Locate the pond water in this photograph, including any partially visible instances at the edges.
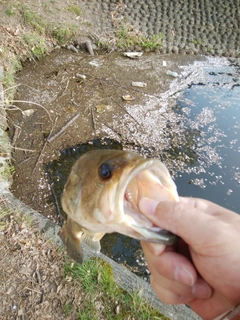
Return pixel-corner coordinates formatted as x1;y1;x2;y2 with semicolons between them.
173;81;240;212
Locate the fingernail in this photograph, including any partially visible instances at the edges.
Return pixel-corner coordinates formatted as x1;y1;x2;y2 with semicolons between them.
192;280;212;299
174;267;195;286
139;197;159;215
147;242;166;256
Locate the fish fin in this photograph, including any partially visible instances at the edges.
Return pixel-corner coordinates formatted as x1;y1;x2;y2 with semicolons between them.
93;232;105;241
81;233;101;253
58;219;83;264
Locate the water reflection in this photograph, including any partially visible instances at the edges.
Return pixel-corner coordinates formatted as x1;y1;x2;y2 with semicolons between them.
172;79;240;213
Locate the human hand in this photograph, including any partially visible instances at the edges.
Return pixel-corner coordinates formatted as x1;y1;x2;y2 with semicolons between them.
140;197;240;320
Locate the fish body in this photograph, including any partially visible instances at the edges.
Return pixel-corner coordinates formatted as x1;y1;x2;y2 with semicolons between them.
59;150;179;263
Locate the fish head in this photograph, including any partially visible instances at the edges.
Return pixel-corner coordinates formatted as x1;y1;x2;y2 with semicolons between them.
61;149;179;247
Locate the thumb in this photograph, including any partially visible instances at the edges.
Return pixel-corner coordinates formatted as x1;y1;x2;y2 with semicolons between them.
139;197;224;248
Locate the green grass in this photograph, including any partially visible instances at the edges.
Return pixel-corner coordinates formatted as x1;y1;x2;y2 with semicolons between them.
97;41;111;51
68;4;82;16
52;25;78;44
5;8;15;17
21;4;47;34
63;303;72;315
20;4;78;45
116;22;163;50
190;38;203;45
2;55;22;99
22;33;47;59
64;258;168;320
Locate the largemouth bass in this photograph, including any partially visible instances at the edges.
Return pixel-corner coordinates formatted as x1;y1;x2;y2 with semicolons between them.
59;149;179;263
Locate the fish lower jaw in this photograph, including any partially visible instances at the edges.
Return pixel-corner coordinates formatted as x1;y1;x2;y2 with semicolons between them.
122;211;178;245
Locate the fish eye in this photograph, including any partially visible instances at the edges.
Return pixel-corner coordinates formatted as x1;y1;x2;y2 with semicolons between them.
98;163;112;180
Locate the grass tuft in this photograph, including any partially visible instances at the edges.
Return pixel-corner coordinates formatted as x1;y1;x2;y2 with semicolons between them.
64;257;168;319
21;5;47;34
68;4;82;16
22;33;47;59
116;22;163;50
52;25;78;44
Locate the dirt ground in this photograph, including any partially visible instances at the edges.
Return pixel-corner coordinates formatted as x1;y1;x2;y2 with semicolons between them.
0;206;88;320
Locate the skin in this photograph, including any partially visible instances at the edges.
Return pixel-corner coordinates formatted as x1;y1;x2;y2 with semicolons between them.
140;197;240;320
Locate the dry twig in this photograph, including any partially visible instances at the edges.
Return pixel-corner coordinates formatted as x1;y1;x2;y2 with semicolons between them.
47;113;80;143
32;117;58;173
90;106;96;130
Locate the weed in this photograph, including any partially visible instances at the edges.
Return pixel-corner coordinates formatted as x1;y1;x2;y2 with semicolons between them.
63;303;72;315
97;40;111;51
116;22;162;50
21;5;46;34
116;22;128;40
52;25;78;44
191;38;203;45
13;58;23;73
65;258;101;294
139;33;163;49
5;8;15;17
82;21;93;28
2;56;22;99
68;5;82;16
22;33;47;59
43;3;51;13
0;208;11;230
76;300;98;320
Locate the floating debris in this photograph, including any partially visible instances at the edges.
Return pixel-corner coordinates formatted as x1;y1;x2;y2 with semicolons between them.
22;109;34;117
123;52;143;59
131;81;147;87
95;104;113;113
89;60;100;67
166;70;178;77
122;95;135;101
189;178;206;188
75;73;86;80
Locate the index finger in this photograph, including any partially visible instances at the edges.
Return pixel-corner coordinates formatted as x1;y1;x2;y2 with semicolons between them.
179;197;238;221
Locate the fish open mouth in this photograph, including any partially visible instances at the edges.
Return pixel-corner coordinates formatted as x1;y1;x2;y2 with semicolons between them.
116;158;179;245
